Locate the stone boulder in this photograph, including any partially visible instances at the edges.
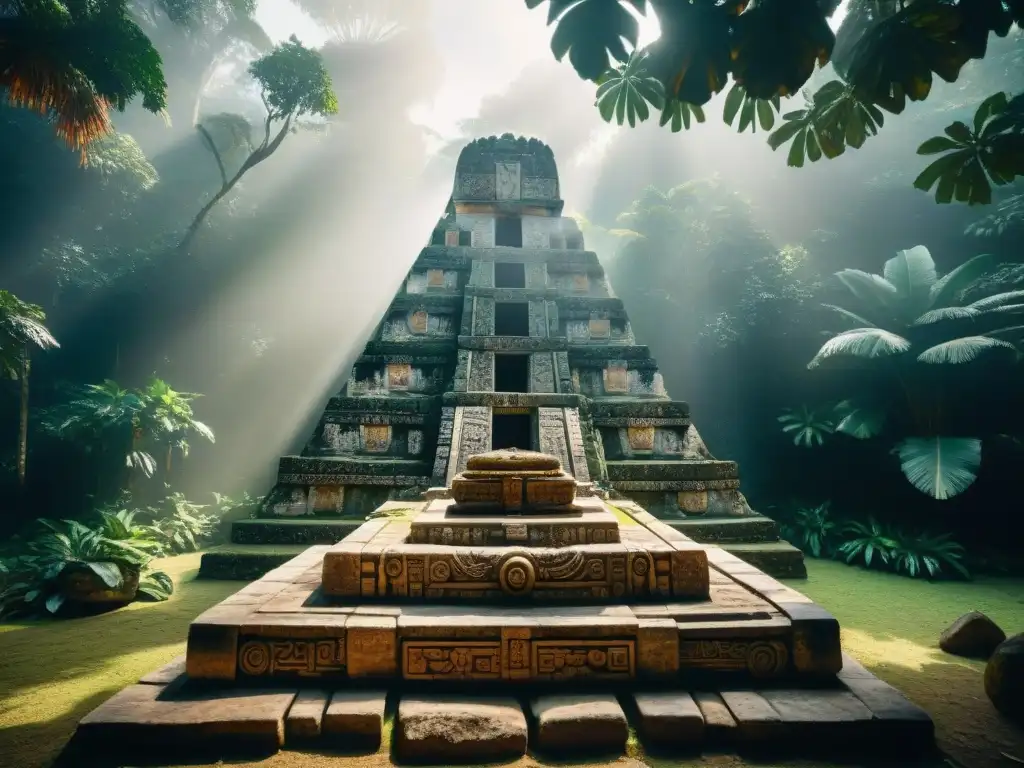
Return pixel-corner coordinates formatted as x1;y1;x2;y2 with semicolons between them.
939;611;1006;659
985;633;1024;723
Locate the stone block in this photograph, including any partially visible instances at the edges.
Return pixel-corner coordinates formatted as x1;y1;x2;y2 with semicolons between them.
139;655;186;685
939;611;1007;659
632;692;704;749
637;618;679;678
285;689;330;742
346;615;398;677
760;688;874;743
73;682;295;758
394;696;527;764
840;674;934;745
530;694;628;755
186;617;241;681
777;602;843;675
692;691;737;743
322;690;387;749
720;690;784;742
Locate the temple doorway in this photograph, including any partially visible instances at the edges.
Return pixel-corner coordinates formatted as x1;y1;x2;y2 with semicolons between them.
494;302;530;336
491;411;533;451
494;353;530;393
495;216;523;247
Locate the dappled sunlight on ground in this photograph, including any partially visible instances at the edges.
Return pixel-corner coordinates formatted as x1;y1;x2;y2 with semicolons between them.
0;553;1021;768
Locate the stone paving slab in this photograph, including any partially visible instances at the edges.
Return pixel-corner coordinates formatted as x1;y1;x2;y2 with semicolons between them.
322;690;387;750
394;696;527;764
71;680;295;759
285;689;330;741
632;691;705;749
529;693;629;755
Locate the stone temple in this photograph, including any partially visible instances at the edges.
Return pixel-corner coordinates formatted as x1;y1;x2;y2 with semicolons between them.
65;136;934;765
228;133;803;580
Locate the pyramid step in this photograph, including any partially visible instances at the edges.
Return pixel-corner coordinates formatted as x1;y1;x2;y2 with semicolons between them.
231;518;364;546
666;515;781;544
721;541;808;580
198;544;311;580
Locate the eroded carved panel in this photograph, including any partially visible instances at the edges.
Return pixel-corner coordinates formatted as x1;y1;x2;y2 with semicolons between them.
495;162;521;200
361;425;392;453
522;177;557;199
538;407;571;470
404;642;501;680
564;407;591;482
387;363;412;390
604;365;628;394
627;426;656;452
456;406;491;472
528;301;547;338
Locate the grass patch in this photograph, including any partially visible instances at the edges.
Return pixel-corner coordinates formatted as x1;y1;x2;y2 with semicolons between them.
0;553;1021;768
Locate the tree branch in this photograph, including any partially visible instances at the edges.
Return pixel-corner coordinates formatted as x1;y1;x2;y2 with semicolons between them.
196;123;228;188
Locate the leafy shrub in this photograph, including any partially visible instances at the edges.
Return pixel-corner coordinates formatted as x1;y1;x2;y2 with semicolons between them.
137;492;221;554
781;502;836;558
0;519;172;618
778;405;835;447
837;518;970;580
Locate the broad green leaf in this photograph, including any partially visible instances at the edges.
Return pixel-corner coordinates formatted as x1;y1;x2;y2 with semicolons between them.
659;99;705;132
916;336;1015;364
768;119;805;151
723;81;744;125
896;437;981;500
918;136;961;154
547;0;642;80
87;561;124;588
787;128;807;167
883;245;936;299
807;328;911;368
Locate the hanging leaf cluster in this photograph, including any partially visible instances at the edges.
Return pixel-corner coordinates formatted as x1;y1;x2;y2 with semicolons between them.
914;92;1024;205
767;80;885;167
528;0;1024;203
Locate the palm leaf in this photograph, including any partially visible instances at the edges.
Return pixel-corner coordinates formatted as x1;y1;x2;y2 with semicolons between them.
835;406;885;439
913;306;979;325
916;336;1016;364
928;253;997;309
895;437;981;500
968;290;1024;311
835;269;899;308
808;328;911;369
821;303;877;328
882;245;936;301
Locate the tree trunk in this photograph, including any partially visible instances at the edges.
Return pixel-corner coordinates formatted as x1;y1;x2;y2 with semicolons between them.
17;345;29;488
166;445;173;477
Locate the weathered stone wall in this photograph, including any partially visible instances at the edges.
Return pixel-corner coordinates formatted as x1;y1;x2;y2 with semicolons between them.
468;351;494;391
529;352;556;393
574;366;668;397
456;213;495;247
347;364;446;396
472;297;495;335
405;269;459;294
380;309;457;341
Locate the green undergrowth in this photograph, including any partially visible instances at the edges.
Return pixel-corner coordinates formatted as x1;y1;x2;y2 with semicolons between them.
0;554;1021;768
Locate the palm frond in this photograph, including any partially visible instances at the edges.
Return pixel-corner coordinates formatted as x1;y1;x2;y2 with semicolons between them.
808;328;911;368
916;336;1015;364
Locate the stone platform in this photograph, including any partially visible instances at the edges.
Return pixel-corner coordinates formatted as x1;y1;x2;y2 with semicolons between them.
68;490;934;765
